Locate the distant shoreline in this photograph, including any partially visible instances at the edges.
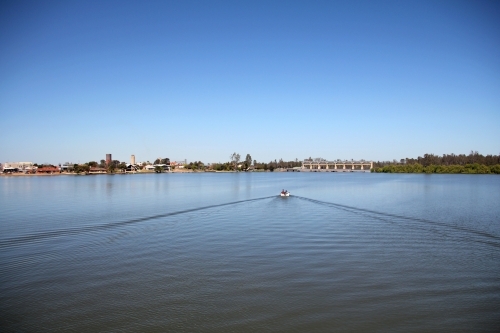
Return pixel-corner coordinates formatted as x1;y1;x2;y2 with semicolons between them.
0;169;241;176
3;168;500;176
1;171;182;176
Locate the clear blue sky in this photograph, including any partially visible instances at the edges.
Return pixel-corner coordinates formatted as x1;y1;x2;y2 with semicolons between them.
1;0;499;164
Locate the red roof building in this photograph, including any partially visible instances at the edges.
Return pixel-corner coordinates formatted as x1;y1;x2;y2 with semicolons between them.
89;167;107;174
37;166;60;174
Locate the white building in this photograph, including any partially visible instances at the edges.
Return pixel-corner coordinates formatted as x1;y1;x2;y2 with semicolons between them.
145;164;170;171
3;162;34;171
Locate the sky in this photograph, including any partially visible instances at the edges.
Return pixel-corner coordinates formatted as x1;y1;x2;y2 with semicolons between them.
1;0;499;164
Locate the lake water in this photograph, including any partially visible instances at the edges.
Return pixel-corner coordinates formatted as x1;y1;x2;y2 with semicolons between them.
1;173;499;332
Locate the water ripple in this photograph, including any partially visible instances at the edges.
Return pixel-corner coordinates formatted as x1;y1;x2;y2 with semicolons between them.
0;196;274;248
294;195;500;249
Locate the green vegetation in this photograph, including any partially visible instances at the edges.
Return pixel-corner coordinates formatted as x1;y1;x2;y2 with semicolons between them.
373;163;500;174
73;163;90;174
210;162;233;171
244;154;252;169
185;161;205;170
208;154;302;172
107;163;116;173
153;158;170;165
253;158;301;171
230;153;241;171
36;164;57;168
373;152;500;174
118;162;126;170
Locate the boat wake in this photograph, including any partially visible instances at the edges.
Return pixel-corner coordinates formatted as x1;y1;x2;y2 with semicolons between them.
293;195;500;249
0;196;275;248
3;194;499;251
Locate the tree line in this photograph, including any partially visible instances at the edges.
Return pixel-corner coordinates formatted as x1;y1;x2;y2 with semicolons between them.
253;158;302;171
188;153;303;171
69;160;128;173
52;153;303;173
373;151;500;174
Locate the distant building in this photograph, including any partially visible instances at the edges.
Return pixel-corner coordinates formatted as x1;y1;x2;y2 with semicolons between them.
61;163;74;172
126;164;138;172
89;167;107;174
37;166;60;174
145;164;170;171
3;162;33;171
173;160;186;165
3;167;18;173
153;164;170;172
130;155;135;165
106;154;112;165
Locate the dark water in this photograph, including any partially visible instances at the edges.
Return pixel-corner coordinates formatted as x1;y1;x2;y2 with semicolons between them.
1;173;499;332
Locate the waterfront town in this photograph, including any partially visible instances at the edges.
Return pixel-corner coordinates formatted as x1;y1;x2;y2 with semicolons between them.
2;152;499;175
1;154;184;175
1;154;377;175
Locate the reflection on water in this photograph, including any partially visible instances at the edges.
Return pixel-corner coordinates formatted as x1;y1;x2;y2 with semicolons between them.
105;180;113;196
0;173;499;332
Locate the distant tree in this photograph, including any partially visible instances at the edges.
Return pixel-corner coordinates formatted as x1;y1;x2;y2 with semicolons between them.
107;164;116;173
73;164;89;174
154;158;161;164
88;161;98;167
154;165;162;173
118;162;127;171
230;152;241;171
160;158;170;165
245;154;252;166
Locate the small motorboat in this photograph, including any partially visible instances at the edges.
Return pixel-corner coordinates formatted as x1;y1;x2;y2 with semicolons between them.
280;190;290;197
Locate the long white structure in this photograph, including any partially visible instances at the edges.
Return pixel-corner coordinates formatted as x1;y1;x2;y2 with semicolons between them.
301;158;373;172
2;162;34;170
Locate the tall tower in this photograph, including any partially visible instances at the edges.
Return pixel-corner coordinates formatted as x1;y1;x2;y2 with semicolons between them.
130;155;136;165
106;154;112;165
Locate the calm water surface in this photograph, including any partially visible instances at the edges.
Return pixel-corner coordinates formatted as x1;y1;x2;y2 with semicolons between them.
1;173;499;332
